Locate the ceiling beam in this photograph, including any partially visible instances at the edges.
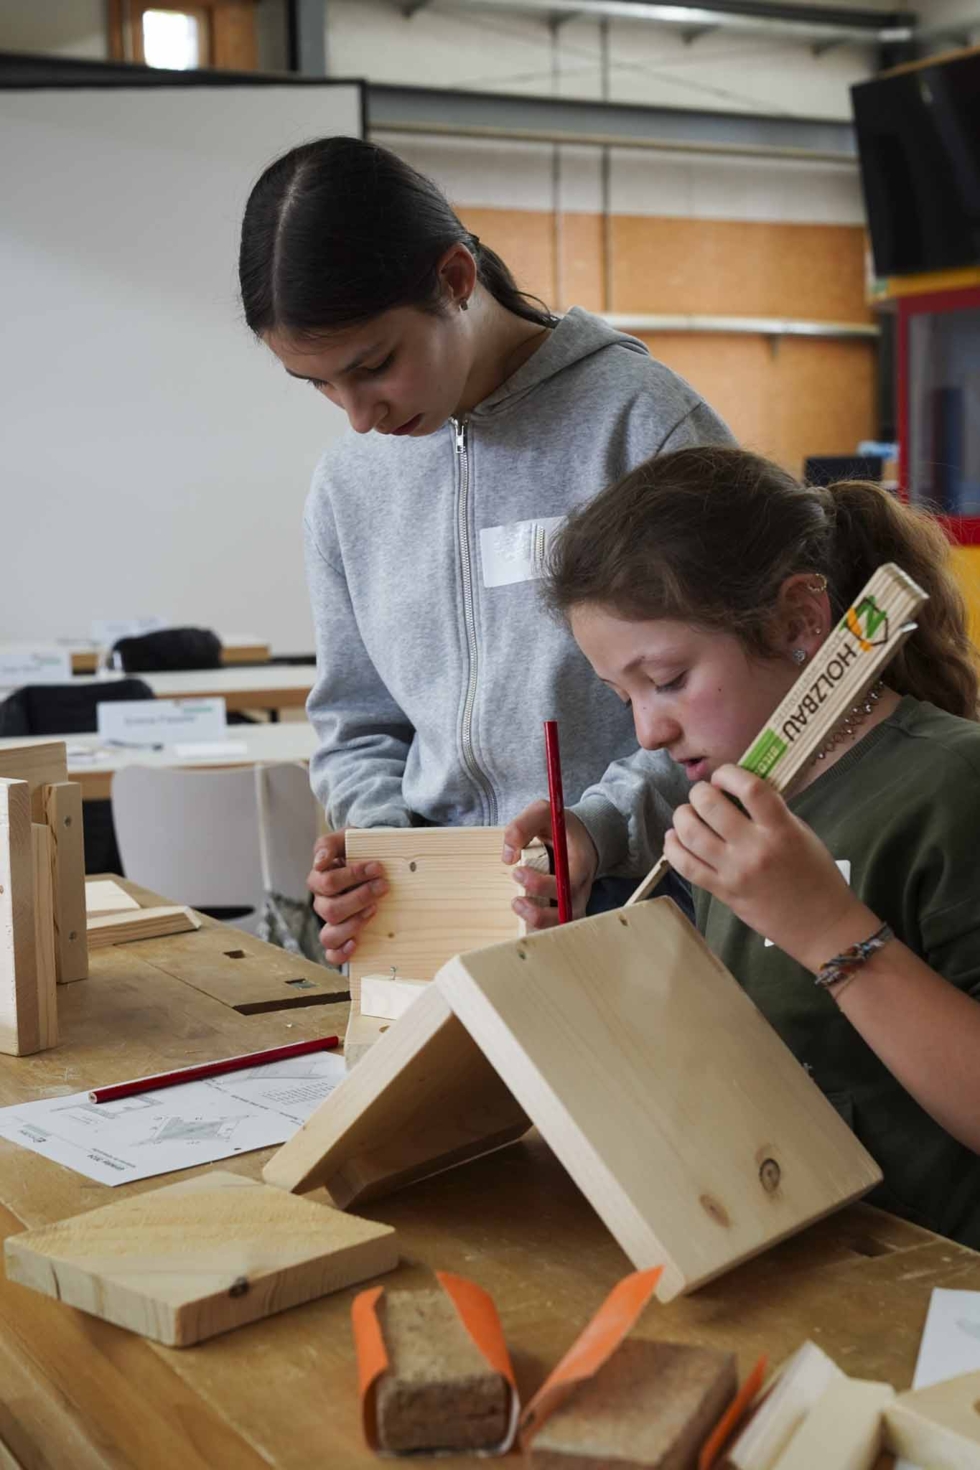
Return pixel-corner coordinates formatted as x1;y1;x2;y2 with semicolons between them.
403;1;917;48
367;82;857;162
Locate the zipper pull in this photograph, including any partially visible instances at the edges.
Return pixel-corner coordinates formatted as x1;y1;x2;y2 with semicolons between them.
453;417;467;454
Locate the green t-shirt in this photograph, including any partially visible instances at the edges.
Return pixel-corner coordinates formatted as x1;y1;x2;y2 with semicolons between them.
695;696;980;1247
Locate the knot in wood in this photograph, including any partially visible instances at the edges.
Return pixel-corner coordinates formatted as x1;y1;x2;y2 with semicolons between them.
228;1276;250;1298
759;1158;781;1192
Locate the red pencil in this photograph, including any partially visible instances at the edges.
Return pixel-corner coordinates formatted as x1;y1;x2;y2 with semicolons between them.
88;1035;340;1104
544;719;573;924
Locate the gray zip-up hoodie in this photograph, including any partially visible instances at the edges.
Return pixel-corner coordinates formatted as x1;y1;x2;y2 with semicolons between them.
303;307;734;877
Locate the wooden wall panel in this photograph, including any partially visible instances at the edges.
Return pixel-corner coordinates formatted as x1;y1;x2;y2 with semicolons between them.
639;332;876;476
611;217;872;323
459;207;556;313
455;207;875;475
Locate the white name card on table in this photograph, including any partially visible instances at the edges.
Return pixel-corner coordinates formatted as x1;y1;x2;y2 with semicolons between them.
97;697;227;746
0;645;73;684
90;616;170;646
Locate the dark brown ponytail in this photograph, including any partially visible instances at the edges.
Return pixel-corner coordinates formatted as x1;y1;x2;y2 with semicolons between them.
545;445;979;720
821;478;978;718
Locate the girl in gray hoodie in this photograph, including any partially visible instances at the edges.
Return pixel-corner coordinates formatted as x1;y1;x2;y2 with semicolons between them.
238;136;733;965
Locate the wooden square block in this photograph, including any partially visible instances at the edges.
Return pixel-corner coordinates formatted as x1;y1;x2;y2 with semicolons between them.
5;1170;399;1346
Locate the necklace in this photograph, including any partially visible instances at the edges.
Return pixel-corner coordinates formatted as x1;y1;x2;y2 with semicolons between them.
813;680;885;762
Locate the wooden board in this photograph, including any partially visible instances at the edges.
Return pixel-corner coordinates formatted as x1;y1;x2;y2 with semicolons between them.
263;981;531;1202
86;905;200;949
29;826;57;1052
344;1009;392;1070
0;779;40;1058
884;1368;980;1468
769;1375;893;1470
265;900;880;1301
0;744;67;824
4;1170;399;1348
345;829;546;1009
131;924;347;1013
43;783;88;983
85;879;141;915
726;1340;843;1468
361;974;427;1021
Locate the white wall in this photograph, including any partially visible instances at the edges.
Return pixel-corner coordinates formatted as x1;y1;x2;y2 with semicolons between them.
326;0;881;121
0;0;107;60
0;82;361;652
375;131;865;226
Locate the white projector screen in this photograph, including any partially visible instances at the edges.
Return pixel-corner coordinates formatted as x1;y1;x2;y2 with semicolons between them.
0;80;362;653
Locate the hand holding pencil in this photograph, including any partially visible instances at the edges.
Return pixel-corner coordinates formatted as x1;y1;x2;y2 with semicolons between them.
501;722;598;929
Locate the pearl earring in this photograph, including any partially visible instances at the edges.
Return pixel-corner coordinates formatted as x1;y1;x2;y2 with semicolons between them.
792;648;807;665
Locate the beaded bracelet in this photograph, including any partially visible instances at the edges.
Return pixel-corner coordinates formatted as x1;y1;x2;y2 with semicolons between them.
814;921;894;990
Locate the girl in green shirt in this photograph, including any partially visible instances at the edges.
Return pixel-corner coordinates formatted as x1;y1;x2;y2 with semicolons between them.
521;443;980;1245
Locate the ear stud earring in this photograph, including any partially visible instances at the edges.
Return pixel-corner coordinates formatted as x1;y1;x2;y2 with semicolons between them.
792;648;807;665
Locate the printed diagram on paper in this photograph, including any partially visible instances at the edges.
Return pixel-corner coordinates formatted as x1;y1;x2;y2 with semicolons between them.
0;1052;348;1186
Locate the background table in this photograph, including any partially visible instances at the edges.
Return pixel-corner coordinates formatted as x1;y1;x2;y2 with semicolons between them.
0;723;319;801
0;880;975;1468
66;636;273;674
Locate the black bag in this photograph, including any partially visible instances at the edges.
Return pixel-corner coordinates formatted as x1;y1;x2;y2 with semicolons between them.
112;627;222;673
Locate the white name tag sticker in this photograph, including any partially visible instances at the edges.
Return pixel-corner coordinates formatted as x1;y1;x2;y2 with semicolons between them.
97;697;227;745
90;616;170;646
480;517;565;588
0;645;73;685
765;860;851;948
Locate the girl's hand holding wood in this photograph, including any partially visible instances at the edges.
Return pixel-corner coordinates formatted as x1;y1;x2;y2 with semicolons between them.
306;831;388;964
664;765;873;973
501;800;599;929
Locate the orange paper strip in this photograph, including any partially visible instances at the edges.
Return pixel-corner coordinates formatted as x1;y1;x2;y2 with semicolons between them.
351;1285;388;1450
519;1265;663;1449
698;1353;769;1470
436;1270;518;1390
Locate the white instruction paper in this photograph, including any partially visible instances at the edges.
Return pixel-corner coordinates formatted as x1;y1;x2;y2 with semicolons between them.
0;1051;347;1186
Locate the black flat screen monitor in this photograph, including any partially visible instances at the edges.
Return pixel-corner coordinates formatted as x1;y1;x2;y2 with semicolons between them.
852;51;980;278
803;455;885;487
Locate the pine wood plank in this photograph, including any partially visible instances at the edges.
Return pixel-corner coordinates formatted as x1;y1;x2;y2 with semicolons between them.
263;981;530;1200
84;879;141;916
360;974;427;1021
725;1340;844;1468
770;1375;894;1470
44;784;88;983
30;825;58;1051
0;744;68;823
131;924;346;1013
884;1368;980;1468
438;900;881;1299
266;900;880;1299
86;905;200;949
0;779;40;1057
345;829;545;1009
5;1170;399;1347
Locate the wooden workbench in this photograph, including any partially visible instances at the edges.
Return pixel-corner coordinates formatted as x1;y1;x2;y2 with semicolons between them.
0;881;974;1469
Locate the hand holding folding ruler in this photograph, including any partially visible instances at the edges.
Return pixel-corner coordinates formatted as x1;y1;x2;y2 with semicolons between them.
625;562;928;907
